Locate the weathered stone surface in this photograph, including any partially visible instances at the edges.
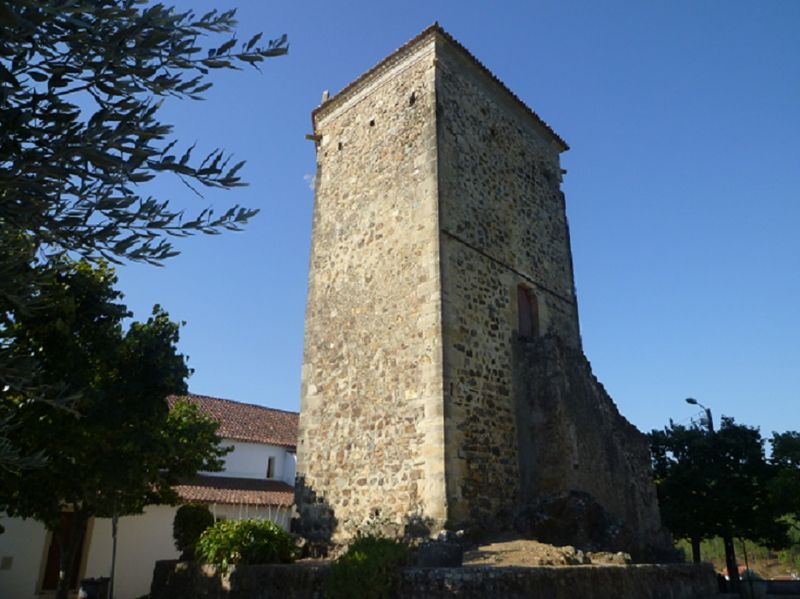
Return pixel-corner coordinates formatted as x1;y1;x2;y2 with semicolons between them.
150;560;331;599
296;24;667;556
513;335;673;559
398;564;720;599
415;540;464;568
296;33;445;545
150;560;721;599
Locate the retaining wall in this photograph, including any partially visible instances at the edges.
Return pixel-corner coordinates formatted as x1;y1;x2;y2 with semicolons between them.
151;560;720;599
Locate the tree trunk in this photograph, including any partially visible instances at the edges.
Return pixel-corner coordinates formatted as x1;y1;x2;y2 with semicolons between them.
690;537;701;563
722;533;740;593
55;510;89;599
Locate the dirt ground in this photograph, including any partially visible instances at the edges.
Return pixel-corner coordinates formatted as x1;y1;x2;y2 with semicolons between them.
462;537;799;582
463;535;631;568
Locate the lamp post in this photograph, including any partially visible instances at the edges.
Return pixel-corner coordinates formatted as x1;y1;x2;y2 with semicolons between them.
685;397;739;592
685;397;714;433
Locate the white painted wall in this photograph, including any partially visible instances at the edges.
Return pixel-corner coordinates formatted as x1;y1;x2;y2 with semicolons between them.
0;438;296;599
207;440;295;484
0;503;293;599
84;505;180;599
208;503;292;529
0;515;48;599
284;451;297;485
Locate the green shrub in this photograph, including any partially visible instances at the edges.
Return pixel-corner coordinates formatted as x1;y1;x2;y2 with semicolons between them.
326;535;409;599
173;503;215;559
196;518;297;571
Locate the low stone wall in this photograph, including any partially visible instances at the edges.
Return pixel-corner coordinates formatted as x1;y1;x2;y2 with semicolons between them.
399;564;719;598
151;560;720;599
150;560;331;599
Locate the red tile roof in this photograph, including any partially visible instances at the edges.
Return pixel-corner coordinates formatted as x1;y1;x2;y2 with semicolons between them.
175;475;294;506
312;23;569;152
167;393;298;449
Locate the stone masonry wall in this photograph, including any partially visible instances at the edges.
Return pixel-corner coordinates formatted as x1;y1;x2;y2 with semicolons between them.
296;37;446;543
435;38;581;530
513;334;668;558
297;27;666;554
151;560;720;599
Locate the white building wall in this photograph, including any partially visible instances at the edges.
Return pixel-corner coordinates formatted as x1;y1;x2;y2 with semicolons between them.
284;451;297;485
207;440;295;484
0;439;296;599
208;503;292;530
0;503;293;599
0;516;48;599
83;505;180;599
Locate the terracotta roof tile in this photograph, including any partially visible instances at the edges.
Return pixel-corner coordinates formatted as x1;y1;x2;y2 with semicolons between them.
175;475;294;506
168;393;298;449
312;23;568;152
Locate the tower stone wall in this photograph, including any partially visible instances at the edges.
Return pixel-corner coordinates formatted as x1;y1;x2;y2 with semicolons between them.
296;36;447;543
435;37;581;529
297;26;667;557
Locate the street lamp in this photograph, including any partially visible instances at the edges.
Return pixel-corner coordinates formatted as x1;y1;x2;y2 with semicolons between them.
685;397;714;433
684;397;739;591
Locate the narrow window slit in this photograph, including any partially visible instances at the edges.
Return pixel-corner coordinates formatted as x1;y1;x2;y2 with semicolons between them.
517;285;540;338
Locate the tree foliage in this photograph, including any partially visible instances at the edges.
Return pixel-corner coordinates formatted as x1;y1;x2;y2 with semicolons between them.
650;418;795;562
0;0;287;265
196;519;297;571
0;259;230;598
771;432;800;527
173;503;215;559
326;535;410;599
0;0;286;468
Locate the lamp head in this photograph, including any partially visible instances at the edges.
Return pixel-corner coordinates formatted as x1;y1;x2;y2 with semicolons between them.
685;397;698;405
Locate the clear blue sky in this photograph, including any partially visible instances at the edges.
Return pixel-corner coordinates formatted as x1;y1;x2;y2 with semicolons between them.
115;1;800;437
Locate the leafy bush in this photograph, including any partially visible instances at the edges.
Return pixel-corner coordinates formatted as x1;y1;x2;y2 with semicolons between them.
326;535;409;599
173;504;215;559
196;518;296;571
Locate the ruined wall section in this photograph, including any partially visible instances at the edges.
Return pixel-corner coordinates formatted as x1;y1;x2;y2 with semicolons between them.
434;39;580;530
297;38;446;542
513;334;667;558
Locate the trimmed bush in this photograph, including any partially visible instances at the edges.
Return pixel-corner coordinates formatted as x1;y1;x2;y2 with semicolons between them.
196;518;297;571
173;503;215;559
326;535;409;599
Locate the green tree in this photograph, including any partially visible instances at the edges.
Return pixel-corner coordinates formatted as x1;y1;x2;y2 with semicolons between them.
649;423;717;563
173;503;215;560
0;0;287;464
0;260;230;599
649;417;790;591
771;432;800;530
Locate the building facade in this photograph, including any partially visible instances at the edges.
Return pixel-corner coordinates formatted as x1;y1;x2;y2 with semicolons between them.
0;394;298;599
297;25;666;556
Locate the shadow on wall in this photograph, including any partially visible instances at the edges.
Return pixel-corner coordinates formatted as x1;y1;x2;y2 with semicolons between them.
510;332;675;562
293;477;337;557
403;513;436;541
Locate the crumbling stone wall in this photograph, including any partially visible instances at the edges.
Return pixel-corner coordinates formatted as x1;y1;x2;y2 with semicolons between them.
512;334;668;558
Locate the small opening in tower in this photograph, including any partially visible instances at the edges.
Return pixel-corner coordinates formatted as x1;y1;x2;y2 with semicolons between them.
369;119;375;127
409;92;416;106
338;141;343;151
266;456;276;479
517;285;540;339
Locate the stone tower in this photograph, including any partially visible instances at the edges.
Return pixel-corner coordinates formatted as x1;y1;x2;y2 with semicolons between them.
297;25;665;556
